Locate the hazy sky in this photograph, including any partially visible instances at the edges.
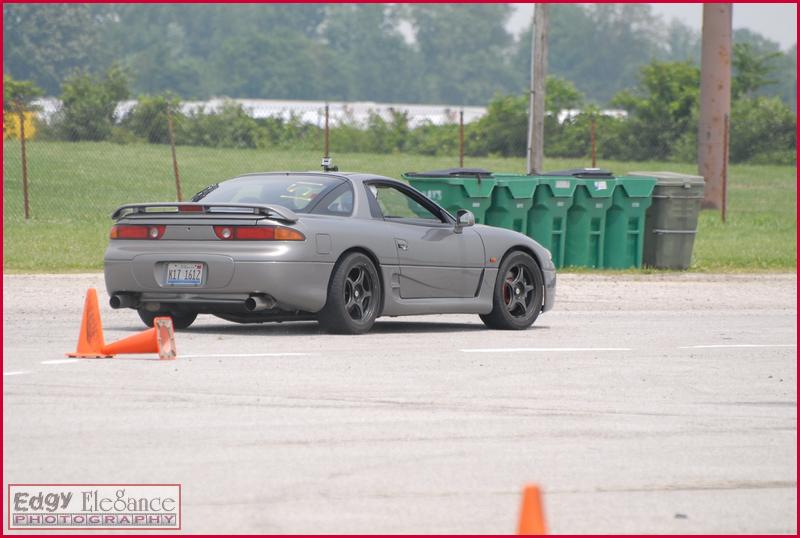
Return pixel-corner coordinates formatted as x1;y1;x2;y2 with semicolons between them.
509;3;798;50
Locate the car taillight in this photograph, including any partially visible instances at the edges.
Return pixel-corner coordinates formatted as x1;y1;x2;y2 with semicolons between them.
110;224;166;240
213;225;304;241
235;226;275;240
179;204;204;213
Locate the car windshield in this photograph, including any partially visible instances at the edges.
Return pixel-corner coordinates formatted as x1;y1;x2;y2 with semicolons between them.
194;174;344;212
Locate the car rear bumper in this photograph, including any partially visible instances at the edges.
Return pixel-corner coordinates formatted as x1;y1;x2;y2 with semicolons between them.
105;259;334;313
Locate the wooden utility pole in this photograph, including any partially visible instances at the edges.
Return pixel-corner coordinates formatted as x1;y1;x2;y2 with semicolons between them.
697;3;732;209
526;4;548;175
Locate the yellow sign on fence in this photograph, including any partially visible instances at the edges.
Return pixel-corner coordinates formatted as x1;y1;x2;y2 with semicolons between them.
3;111;37;140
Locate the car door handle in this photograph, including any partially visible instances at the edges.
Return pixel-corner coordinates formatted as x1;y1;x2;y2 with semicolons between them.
396;239;409;251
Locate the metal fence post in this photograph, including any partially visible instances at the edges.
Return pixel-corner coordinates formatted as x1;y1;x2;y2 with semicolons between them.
590;116;596;168
324;103;330;158
722;113;729;223
459;109;465;168
167;107;182;202
16;101;30;220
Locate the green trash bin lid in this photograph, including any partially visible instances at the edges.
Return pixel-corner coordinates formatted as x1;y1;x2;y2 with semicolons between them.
491;174;539;199
403;167;492;178
401;170;496;198
541;167;614;178
535;176;578;197
615;176;657;198
537;168;615;197
573;176;615;198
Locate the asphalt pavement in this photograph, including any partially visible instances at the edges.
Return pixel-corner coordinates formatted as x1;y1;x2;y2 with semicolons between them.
3;272;797;533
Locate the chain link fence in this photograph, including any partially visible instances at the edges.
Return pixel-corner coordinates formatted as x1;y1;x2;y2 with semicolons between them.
5;98;525;270
4;95;796;273
7;93;729;272
3;98;494;224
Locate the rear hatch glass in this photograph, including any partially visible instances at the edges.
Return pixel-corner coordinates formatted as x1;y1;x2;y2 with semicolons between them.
194;174;344;213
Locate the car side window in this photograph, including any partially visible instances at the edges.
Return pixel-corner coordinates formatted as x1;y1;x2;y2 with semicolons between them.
326;189;353;214
310;183;354;216
368;184;443;223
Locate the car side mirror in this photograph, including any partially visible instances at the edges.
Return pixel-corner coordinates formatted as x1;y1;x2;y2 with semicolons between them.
454;209;475;233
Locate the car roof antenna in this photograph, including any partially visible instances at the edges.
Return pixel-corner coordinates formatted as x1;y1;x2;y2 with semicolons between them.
321;157;338;172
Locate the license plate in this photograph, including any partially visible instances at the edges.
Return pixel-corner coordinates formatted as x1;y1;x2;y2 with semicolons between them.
166;262;204;286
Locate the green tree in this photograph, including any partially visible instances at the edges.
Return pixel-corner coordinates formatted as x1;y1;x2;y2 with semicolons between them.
732;42;782;99
123;25;205;98
733;29;796;109
177;102;266;149
543;77;586;158
362;109;412;153
98;4;328;98
516;4;666;105
3;74;44;140
663;19;701;63
611;61;700;160
211;30;341;100
466;94;528;157
778;45;797;110
409;4;517;105
3;73;44;110
3;4;108;95
545;76;584;113
729;97;796;164
322;4;419;102
57;65;130;141
5;3;797;110
406;122;460;156
544;108;630;159
124;94;182;144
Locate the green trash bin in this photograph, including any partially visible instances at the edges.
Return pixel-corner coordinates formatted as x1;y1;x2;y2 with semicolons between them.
485;174;538;234
603;176;657;269
527;177;577;269
565;176;615;268
402;168;496;224
629;171;705;270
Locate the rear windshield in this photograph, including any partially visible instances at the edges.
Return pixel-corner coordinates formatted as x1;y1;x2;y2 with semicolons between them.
194;174;344;213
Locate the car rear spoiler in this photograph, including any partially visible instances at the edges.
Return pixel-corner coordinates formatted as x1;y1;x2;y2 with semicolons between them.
111;202;299;223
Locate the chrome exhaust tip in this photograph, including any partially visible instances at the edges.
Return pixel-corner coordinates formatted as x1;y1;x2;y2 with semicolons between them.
110;293;139;309
244;294;277;312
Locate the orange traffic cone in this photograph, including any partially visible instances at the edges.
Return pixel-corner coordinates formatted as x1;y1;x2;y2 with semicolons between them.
101;316;177;360
517;484;547;535
67;288;112;358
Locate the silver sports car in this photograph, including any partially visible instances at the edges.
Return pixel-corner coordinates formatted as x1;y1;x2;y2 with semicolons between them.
104;169;556;334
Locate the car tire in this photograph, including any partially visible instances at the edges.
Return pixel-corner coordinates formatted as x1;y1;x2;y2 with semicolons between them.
138;309;198;330
318;252;381;334
480;251;544;330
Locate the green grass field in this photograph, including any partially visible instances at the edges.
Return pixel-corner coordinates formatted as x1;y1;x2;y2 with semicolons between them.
3;140;796;272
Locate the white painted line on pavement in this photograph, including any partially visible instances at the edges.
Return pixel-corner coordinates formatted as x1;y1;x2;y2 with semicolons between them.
41;359;80;365
180;352;316;358
461;347;632;353
3;371;30;376
678;344;797;349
